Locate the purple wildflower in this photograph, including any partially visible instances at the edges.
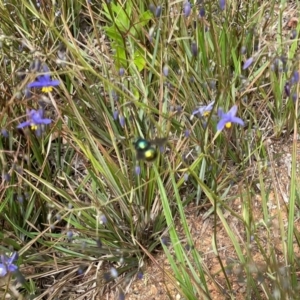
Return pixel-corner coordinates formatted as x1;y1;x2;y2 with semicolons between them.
192;101;214;118
291;29;297;39
292;93;298;102
119;68;125;76
135;165;141;176
184;129;190;137
17;195;24;204
17;108;52;130
243;57;254;70
183;1;191;17
3;173;11;182
155;6;162;17
217;105;244;131
240;46;247;55
184;173;189;182
149;4;156;15
163;65;169;77
118;291;125;300
99;214;107;225
119;116;125;127
290;71;299;85
28;64;59;93
1;128;9;137
110;267;118;278
284;82;290;96
0;252;18;277
191;41;198;57
137;270;144;280
219;0;226;10
67;231;73;240
113;110;119;120
199;7;205;18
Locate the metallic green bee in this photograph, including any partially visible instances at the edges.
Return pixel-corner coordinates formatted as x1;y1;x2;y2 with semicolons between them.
134;137;167;162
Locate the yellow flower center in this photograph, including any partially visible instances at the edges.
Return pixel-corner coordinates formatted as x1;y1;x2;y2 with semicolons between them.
225;122;232;129
203;111;210;117
31;124;38;131
42;86;53;93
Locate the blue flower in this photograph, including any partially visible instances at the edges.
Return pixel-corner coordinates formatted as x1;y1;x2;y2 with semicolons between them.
199;7;205;18
99;214;107;225
219;0;226;10
163;65;169;77
28;64;59;93
135;165;141;176
191;41;198;57
290;70;299;85
217;105;244;131
183;1;191;17
243;57;254;70
17;108;52;130
192;101;214;117
0;252;18;277
155;6;162;17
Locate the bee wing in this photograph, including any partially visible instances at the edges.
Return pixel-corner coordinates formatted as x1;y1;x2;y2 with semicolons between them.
151;137;167;147
136;150;145;160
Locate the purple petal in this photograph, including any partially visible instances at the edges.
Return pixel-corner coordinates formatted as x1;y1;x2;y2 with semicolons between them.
291;71;299;85
0;263;7;276
8;252;18;264
28;81;45;88
48;79;60;86
135;165;141;176
163;65;169;76
17;121;31;128
40;73;51;81
231;117;244;126
217;119;227;131
7;264;18;273
119;68;125;76
228;105;238;117
41;64;50;73
243;57;254;70
113;110;119;120
192;108;201;115
217;108;225;118
41;118;52;124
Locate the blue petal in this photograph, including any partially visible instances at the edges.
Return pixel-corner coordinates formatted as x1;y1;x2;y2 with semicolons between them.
0;263;7;277
7;264;18;273
41;64;50;73
32;114;52;124
28;77;59;88
49;79;60;86
41;118;52;125
217;119;227;131
192;108;201;115
228;105;238;117
17;121;31;128
28;81;46;88
243;57;254;70
217;108;225;118
232;117;244;126
7;252;18;264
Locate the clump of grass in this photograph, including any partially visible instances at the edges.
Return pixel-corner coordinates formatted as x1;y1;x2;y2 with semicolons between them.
0;0;299;299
